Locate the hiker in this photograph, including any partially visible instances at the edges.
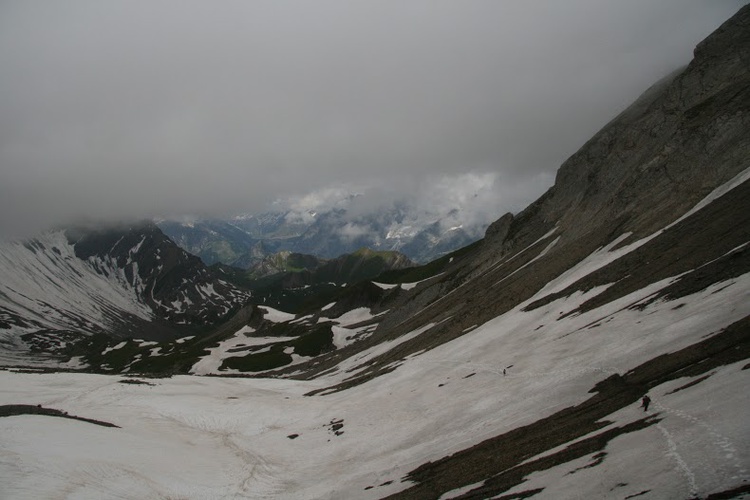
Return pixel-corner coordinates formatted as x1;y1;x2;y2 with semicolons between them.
503;368;506;376
641;395;651;412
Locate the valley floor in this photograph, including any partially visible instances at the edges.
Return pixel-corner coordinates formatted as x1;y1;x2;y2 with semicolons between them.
1;264;748;499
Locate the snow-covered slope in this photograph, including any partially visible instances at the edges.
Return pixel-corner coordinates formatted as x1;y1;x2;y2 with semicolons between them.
0;232;747;498
2;152;748;499
0;231;150;365
0;224;251;366
68;223;250;325
0;231;152;330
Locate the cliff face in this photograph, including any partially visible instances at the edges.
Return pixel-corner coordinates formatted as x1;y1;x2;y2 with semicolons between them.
444;3;750;313
538;4;750;243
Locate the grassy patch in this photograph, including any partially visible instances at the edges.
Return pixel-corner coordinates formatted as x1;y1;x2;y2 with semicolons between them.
289;325;334;357
221;349;293;372
218;324;335;372
376;241;481;285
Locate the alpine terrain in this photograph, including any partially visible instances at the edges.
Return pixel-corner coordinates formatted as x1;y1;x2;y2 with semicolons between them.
157;194;483;268
1;6;750;499
0;223;251;367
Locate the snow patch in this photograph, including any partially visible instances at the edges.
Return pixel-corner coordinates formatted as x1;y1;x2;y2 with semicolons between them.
102;341;127;355
258;306;296;323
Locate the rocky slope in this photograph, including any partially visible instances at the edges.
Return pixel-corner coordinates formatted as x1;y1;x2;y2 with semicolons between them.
246;248;414;285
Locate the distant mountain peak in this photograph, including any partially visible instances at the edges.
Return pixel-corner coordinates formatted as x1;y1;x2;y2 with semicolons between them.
157;197;486;267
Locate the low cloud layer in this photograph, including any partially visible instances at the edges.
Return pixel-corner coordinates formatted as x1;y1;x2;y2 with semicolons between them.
0;0;744;239
272;171;553;242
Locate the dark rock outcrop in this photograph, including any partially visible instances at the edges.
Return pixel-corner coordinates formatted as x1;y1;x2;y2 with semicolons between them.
484;212;513;245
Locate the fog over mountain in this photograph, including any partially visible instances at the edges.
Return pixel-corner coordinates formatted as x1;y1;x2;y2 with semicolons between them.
0;0;745;238
273;171;534;239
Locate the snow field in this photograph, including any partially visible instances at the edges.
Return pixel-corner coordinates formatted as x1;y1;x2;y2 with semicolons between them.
0;232;153;336
499;361;749;500
258;306;296;323
2;174;750;498
189;306;387;376
2;261;748;498
189;327;298;376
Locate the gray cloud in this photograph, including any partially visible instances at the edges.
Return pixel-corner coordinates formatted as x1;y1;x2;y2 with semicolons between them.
0;0;745;239
272;171;553;242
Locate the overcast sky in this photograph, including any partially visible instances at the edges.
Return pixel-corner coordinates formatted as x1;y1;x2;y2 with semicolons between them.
0;1;744;239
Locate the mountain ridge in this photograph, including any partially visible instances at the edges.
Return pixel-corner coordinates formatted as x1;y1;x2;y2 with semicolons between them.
157;199;483;268
0;222;252;366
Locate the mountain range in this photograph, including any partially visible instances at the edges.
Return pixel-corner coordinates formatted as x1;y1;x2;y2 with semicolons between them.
1;6;749;499
156;196;481;268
